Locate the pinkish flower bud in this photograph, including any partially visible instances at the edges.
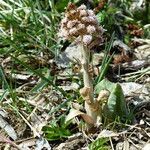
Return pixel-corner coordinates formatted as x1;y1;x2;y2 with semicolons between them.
83;35;92;45
87;10;95;16
67;21;73;28
61;17;68;23
97;26;104;34
67;20;78;28
88;16;97;23
81;16;89;22
77;4;86;10
70;10;76;15
69;27;78;35
79;9;87;17
77;23;85;30
59;3;104;44
63;30;69;37
58;28;69;38
87;25;96;34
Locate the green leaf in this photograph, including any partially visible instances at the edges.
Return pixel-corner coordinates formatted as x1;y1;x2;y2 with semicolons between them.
0;66;9;90
95;79;128;122
89;138;110;150
95;79;116;94
42;121;72;141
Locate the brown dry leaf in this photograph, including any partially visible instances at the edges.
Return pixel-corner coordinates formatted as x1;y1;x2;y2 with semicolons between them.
29;110;49;135
97;129;119;139
18;139;35;150
133;38;150;60
35;137;51;150
56;44;81;68
66;108;95;125
18;137;51;150
120;82;144;96
58;82;79;91
54;133;84;150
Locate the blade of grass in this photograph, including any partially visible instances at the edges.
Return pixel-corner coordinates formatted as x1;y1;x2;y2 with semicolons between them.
95;33;115;84
0;66;18;107
0;66;10;90
96;52;115;84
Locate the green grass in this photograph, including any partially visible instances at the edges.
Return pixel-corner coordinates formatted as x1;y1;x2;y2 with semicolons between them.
0;0;60;56
0;0;68;128
0;1;80;143
89;138;110;150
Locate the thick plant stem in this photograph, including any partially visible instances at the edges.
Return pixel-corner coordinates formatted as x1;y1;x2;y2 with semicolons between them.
80;43;99;126
80;44;93;89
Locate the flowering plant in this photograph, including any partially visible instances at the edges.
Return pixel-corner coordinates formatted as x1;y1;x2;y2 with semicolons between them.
59;3;128;131
59;3;105;130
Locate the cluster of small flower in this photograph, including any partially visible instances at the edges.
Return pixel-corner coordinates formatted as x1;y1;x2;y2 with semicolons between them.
59;3;103;46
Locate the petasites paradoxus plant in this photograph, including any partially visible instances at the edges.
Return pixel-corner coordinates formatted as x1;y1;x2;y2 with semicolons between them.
59;3;128;130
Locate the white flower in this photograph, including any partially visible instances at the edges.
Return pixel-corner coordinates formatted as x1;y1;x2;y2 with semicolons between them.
87;10;95;16
83;35;92;45
77;23;85;30
61;17;68;24
81;16;89;22
77;4;86;10
69;27;78;35
59;28;69;38
87;25;96;34
88;16;98;24
67;20;78;28
79;9;87;17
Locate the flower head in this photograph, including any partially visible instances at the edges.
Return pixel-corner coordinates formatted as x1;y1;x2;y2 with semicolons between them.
59;3;103;46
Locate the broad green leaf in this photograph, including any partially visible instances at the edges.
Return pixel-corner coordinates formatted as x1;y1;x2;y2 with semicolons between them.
95;79;128;122
95;79;116;93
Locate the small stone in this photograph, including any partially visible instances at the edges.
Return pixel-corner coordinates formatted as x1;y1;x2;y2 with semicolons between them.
139;119;145;125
